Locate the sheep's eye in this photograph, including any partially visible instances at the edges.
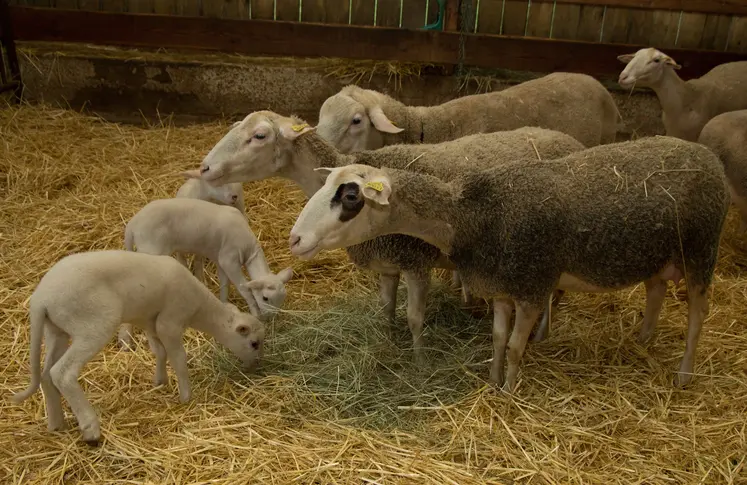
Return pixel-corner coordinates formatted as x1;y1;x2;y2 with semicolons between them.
653;58;660;63
254;133;266;140
352;117;362;125
344;193;358;203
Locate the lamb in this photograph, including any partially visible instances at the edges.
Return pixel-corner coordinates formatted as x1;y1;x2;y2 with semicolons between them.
195;110;587;358
10;250;265;445
617;48;747;142
118;198;292;350
288;136;729;392
314;73;620;154
697;110;747;229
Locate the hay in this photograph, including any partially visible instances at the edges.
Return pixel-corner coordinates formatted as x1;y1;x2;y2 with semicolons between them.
2;103;747;484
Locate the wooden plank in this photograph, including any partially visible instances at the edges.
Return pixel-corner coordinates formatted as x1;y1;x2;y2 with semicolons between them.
177;0;203;16
528;0;747;16
698;13;731;50
502;0;528;36
727;15;747;53
526;0;554;37
350;0;375;25
77;0;100;10
274;0;297;21
54;0;78;9
202;0;225;17
9;6;747;78
100;0;126;13
250;0;273;18
476;0;504;34
549;3;579;39
444;0;459;30
128;0;154;13
399;0;424;29
153;0;177;15
675;12;707;48
375;0;400;27
647;9;679;47
575;4;604;41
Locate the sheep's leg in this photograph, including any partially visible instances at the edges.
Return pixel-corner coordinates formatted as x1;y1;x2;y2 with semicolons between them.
192;256;206;283
217;266;230;303
531;289;565;343
638;277;667;344
175;252;189;268
675;284;708;387
117;323;136;351
49;331;110;445
218;256;262;317
502;301;542;393
403;269;429;364
145;329;168;388
451;270;461;290
41;325;69;432
379;272;399;324
155;319;192;403
489;298;514;387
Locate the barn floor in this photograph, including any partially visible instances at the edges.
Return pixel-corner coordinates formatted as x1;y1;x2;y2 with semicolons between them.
2;104;746;484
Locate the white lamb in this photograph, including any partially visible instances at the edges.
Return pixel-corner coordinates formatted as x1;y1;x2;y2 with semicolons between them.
118;198;292;350
11;250;265;445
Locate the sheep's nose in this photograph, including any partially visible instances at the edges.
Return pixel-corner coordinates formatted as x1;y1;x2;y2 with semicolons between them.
618;73;629;83
200;165;210;173
289;233;301;249
232;195;238;202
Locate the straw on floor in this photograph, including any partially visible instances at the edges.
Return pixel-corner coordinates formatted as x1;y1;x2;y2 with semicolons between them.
1;104;746;484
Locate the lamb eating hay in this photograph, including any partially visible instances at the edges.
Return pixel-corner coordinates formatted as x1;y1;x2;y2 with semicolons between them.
314;72;620;153
618;47;747;142
118;172;248;350
697;110;747;231
288;136;729;392
197;110;586;357
11;250;264;445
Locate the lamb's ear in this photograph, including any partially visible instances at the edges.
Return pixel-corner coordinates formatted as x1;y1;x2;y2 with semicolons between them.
663;56;682;69
617;54;635;64
240;280;264;290
180;169;201;179
361;176;392;206
231;120;242;128
277;267;294;283
314;167;335;181
369;107;404;134
278;120;316;140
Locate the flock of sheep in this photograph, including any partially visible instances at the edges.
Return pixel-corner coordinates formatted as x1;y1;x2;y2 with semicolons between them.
11;47;747;445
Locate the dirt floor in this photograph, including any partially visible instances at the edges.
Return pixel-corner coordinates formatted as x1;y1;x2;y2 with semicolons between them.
1;104;746;484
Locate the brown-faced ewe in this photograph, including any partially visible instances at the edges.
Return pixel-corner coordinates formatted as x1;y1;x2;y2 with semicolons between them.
197;110;586;357
315;73;619;153
11;250;264;445
119;198;292;350
697;110;747;230
618;48;747;141
288;136;729;392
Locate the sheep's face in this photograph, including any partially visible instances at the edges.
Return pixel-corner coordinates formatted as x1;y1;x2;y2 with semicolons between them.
224;305;265;371
199;111;314;185
289;165;392;260
240;267;293;316
209;182;244;208
617;48;681;89
317;90;403;153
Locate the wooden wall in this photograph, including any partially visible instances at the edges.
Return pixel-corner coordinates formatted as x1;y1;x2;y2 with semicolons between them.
9;0;747;53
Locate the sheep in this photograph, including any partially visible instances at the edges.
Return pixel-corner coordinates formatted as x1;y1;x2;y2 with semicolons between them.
617;47;747;142
196;110;587;358
314;73;620;154
118;198;292;350
10;250;265;445
697;110;747;230
287;135;729;392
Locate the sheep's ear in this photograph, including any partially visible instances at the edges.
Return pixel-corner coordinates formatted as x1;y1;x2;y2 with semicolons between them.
277;267;294;283
241;280;264;290
279;120;316;140
361;176;392;206
617;54;635;64
663;56;682;70
314;167;335;181
369;107;404;134
231;120;242;128
180;170;201;179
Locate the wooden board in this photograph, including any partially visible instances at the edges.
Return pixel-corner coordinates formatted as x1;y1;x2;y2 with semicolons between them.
250;0;273;18
10;6;747;78
675;11;707;48
349;0;375;25
526;0;554;38
501;0;528;35
727;16;747;52
302;0;349;23
647;9;679;47
699;13;732;50
399;0;425;29
475;0;504;34
528;0;747;16
375;0;400;27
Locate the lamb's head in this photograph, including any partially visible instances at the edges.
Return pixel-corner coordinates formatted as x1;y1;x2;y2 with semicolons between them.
240;267;293;316
221;303;265;371
199;111;315;185
181;170;244;208
316;86;403;153
617;47;681;89
289;164;393;260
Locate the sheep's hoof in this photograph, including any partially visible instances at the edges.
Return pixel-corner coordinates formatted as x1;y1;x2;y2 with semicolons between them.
48;421;68;432
488;368;504;388
178;392;192;404
673;372;692;388
153;375;168;387
118;338;136;352
80;424;101;446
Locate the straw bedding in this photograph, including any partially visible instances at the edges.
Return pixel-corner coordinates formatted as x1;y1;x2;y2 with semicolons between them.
1;103;746;484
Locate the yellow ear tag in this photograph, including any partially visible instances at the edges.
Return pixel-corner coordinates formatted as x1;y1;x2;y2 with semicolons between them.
291;123;308;132
365;181;384;192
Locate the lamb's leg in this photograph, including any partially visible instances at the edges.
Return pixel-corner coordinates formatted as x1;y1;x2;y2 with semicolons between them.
146;330;168;388
49;332;111;445
675;284;708;387
118;323;136;351
451;270;461;290
192;256;206;283
403;269;429;363
531;289;565;343
489;298;514;387
379;272;399;324
217;266;230;303
638;277;667;344
156;318;192;403
41;325;69;432
218;256;262;317
502;300;543;393
175;252;189;268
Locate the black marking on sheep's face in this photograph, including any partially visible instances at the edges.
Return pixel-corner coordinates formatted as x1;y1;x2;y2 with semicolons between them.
332;182;364;222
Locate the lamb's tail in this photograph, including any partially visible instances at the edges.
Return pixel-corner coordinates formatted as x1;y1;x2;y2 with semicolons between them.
124;223;135;251
10;302;46;404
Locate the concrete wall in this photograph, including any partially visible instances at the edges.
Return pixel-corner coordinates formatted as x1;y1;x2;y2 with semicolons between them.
16;42;665;139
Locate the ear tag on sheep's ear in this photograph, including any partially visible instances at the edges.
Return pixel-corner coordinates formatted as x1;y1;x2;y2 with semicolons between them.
365;181;384;192
291;123;308;132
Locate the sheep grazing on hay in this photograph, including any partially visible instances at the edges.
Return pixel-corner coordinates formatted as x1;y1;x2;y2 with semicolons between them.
288;136;730;392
